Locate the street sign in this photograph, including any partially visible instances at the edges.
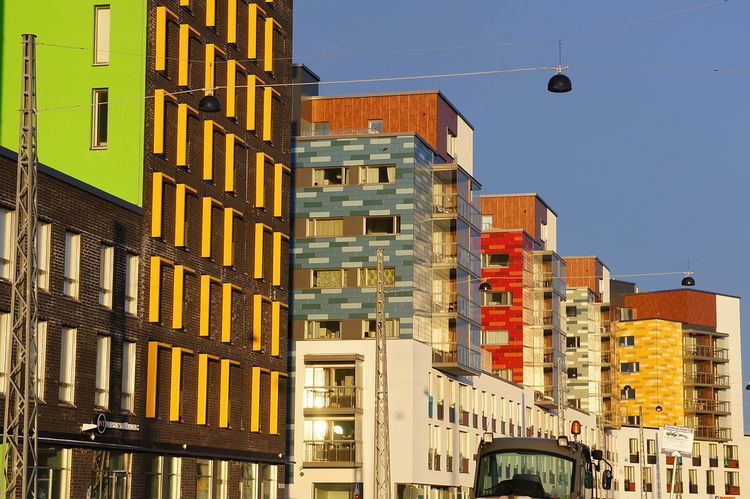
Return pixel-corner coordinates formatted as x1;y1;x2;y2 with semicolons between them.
659;425;694;457
83;415;140;435
96;413;107;434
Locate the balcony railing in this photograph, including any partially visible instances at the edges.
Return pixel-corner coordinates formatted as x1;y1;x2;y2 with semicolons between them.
459;457;470;474
432;342;482;374
683;344;729;361
304;440;361;466
694;426;732;441
433;193;481;229
304;386;361;411
684;398;731;414
433;242;458;266
725;485;741;496
683;372;730;386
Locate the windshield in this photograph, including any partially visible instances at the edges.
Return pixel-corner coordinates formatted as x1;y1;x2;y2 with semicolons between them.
475;450;575;498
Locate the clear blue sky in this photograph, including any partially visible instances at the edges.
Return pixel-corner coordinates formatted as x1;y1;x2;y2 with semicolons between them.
293;1;750;432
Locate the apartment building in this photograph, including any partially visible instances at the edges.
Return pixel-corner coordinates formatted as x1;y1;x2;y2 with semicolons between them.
1;0;292;496
480;194;567;406
613;288;749;497
563;256;620;429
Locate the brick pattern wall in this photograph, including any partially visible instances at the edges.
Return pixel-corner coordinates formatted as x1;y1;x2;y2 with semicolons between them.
624;290;717;329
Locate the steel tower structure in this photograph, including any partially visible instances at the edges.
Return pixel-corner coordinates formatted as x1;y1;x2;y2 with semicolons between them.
374;249;392;498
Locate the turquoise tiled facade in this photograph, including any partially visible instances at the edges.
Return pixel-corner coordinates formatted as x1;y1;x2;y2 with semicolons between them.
291;134;435;342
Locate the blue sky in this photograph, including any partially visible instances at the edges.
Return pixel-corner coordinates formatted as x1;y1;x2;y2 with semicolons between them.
293;1;750;432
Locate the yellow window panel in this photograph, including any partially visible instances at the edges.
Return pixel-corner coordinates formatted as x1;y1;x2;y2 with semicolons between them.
176;104;188;166
153;89;165;154
170;347;193;421
178;24;189;86
271;301;280;356
225;134;235;192
255;152;266;208
246;75;257;131
269;371;279;434
263;17;274;72
146;341;159;418
273;163;284;217
262;87;273;142
196;353;209;424
205;0;216;27
203;120;214;181
155;7;167;71
272;232;282;286
248;4;259;59
219;359;240;428
226;61;236;118
151;172;164;238
250;367;261;432
148;256;162;323
227;0;237;44
254;223;264;279
204;44;215;93
252;294;263;350
199;274;216;337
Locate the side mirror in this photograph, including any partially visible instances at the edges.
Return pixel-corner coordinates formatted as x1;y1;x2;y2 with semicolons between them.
591;449;604;461
602;470;613;490
584;470;594;489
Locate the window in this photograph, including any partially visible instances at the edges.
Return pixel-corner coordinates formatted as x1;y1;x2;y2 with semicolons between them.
240;463;257;499
259;464;277;499
99;244;114;308
481;215;493;230
63;232;81;298
689;469;697;487
312;269;347;288
196;459;213;499
481;253;509;268
216;461;228;499
311;122;329;136
567;368;578;379
363;319;400;338
59;327;77;404
692;442;701;458
625;415;641;425
540;221;548;243
620;335;635;346
92;88;109;148
358;267;395;287
38;448;72;499
36;222;51;291
629;439;639;455
308;218;343;237
94;6;111;65
621;362;640;373
125;254;139;315
312;167;347;186
145;456;182;499
724;444;738;460
624;465;635;483
361;165;395;184
368;119;384;133
647;439;656;456
0;312;10;393
95;335;111;409
93;453;131;499
566;336;581;348
0;208;14;280
365;216;399;235
566;306;577;318
706;469;714;486
483;291;512;307
621;385;636;399
305;321;341;340
709;443;718;459
481;330;509;346
121;341;136;412
447;130;457;158
34;321;47;401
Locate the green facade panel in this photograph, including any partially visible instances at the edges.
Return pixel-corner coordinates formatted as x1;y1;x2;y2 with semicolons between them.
1;0;147;206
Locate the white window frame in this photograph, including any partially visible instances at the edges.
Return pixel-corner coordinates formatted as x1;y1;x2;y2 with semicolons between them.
481;253;509;268
64;232;81;298
99;244;114;308
167;456;182;499
95;335;111;409
0;312;10;394
481;330;509;346
36;223;51;291
92;88;109;149
312;167;347;187
307;218;343;238
59;327;77;404
304;320;342;340
367;119;384;133
94;5;111;65
215;461;228;499
482;291;512;307
360;165;395;185
196;459;214;499
0;208;14;281
34;321;47;401
125;253;139;315
312;269;347;288
121;340;136;412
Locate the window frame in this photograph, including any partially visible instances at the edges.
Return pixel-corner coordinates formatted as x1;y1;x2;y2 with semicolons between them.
36;222;52;291
364;216;400;236
0;208;15;281
307;218;344;238
311;269;347;288
367;119;384;133
63;231;81;299
121;340;136;413
95;335;112;409
482;291;512;307
34;321;47;401
360;165;396;185
93;5;111;65
91;88;110;149
304;320;342;340
59;327;77;405
99;244;115;308
312;167;347;187
125;253;139;315
481;330;509;346
481;253;510;268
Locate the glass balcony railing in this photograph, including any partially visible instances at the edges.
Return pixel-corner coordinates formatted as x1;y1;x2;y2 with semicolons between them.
432;342;482;374
303;386;362;411
683;373;730;386
433;242;458;266
683;345;729;361
684;398;731;414
433;193;481;229
304;440;361;465
694;426;732;441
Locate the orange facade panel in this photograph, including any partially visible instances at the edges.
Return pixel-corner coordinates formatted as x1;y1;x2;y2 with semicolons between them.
565;256;603;298
624;290;716;329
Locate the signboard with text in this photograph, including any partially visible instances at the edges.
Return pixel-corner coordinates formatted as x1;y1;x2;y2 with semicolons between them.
659;425;694;457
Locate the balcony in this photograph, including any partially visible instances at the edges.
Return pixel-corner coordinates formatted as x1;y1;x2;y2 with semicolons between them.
725;485;740;496
683;344;729;362
432;342;482;376
433;242;458;266
429;451;441;471
304;440;361;468
543;347;554;365
459;410;469;426
459;457;470;474
725;458;739;468
446;455;453;472
684;398;731;414
433;193;481;230
534;389;556;409
683;372;730;387
433;292;480;322
694;425;732;441
304;386;362;414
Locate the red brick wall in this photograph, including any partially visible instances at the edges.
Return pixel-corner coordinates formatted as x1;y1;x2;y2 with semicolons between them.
624;290;716;328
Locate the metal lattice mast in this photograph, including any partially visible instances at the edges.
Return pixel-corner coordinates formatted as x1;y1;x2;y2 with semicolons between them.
374;249;391;499
2;33;39;499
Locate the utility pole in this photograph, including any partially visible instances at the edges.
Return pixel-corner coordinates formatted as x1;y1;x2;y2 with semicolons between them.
374;249;391;498
2;34;40;498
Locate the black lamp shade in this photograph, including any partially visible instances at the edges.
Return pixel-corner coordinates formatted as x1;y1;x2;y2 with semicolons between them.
681;275;696;287
199;94;222;113
479;281;492;292
547;73;572;93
